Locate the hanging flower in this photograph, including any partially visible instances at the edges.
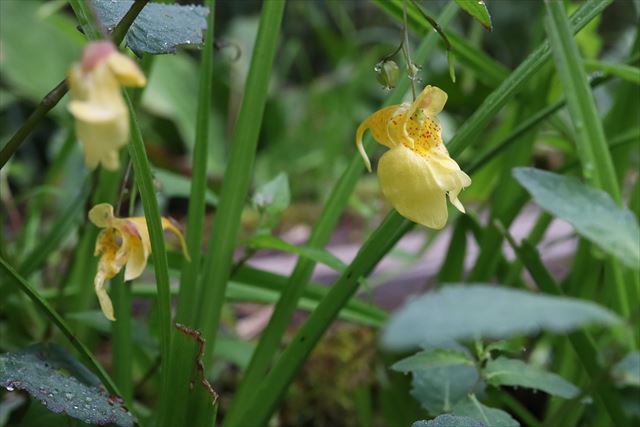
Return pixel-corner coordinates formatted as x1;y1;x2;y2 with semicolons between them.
67;41;146;171
89;203;189;321
355;85;471;229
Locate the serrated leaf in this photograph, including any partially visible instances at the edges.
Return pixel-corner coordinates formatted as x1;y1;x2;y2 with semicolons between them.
0;345;134;427
484;357;580;398
453;396;519;427
381;285;621;350
392;349;475;373
91;0;208;55
413;414;485;427
455;0;492;31
245;234;346;273
253;172;291;217
613;351;640;387
513;167;640;270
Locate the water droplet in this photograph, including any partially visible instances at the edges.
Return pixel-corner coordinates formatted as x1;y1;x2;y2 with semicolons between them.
85;397;93;402
5;385;14;391
65;392;74;399
48;393;54;397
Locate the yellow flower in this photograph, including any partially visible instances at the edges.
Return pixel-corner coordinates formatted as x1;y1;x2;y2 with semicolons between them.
355;85;471;229
68;41;146;171
89;203;189;321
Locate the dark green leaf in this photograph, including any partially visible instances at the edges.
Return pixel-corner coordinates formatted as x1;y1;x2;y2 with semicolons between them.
484;357;580;398
0;345;134;427
453;396;519;427
92;0;208;55
513;167;640;269
381;284;621;350
413;414;485;427
455;0;492;31
392;349;475;373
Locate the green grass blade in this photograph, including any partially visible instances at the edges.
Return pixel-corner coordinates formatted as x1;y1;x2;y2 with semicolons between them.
448;0;612;157
159;0;216;423
17;181;89;278
222;4;459;424
185;1;286;424
544;0;631;323
544;0;620;199
0;256;121;396
232;212;411;427
375;0;509;87
124;92;173;399
584;59;640;84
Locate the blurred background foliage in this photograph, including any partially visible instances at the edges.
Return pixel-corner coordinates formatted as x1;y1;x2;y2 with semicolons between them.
1;1;639;426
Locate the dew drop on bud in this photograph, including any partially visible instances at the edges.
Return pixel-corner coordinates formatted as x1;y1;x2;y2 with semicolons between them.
375;60;399;89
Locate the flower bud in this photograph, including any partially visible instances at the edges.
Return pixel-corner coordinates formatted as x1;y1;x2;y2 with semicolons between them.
375;60;400;89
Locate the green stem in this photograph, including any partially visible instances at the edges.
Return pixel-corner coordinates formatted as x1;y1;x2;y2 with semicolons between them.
544;0;631;324
222;5;459;425
124;92;173;403
0;0;148;170
159;0;216;424
232;212;411;427
0;256;121;396
188;1;286;424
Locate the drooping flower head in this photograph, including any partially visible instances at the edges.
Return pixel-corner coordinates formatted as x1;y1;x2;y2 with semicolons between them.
356;85;471;229
89;203;189;321
68;41;146;171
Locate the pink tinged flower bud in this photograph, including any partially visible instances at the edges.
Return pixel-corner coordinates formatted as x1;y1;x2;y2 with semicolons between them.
67;42;146;171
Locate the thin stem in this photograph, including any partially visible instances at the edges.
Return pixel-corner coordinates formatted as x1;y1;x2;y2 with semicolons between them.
402;0;416;100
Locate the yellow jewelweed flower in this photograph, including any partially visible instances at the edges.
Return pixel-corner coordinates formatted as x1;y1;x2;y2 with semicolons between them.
356;85;471;229
68;41;146;171
89;203;189;321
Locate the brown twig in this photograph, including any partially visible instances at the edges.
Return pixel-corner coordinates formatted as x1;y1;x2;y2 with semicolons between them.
175;323;219;405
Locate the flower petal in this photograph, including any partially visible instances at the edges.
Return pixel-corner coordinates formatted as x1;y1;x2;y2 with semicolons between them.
161;217;191;262
120;221;147;281
377;146;448;229
106;52;147;87
89;203;116;228
94;271;116;321
356;105;401;171
427;145;472;213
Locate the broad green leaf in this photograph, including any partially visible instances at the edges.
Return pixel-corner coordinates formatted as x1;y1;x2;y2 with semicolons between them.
612;351;640;387
484;357;580;399
413;414;484;427
411;364;481;414
513;167;640;269
453;396;519;427
584;60;640;84
0;345;134;427
455;0;492;31
381;284;621;350
91;0;208;55
392;349;475;373
245;234;346;273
